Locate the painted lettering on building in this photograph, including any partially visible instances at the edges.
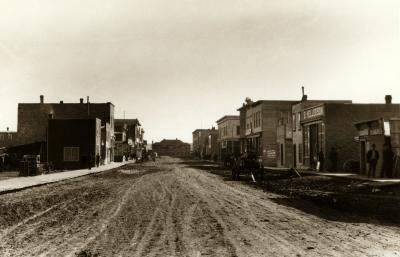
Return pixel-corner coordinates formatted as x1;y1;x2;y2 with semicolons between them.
303;106;324;121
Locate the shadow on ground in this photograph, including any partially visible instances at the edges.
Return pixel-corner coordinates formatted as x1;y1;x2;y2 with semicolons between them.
183;159;400;226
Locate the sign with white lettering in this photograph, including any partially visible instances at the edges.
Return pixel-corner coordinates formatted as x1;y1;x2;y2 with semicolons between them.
359;129;369;136
266;150;276;159
303;106;324;121
370;128;383;135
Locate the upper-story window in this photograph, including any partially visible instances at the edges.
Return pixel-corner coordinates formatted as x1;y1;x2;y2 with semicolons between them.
297;112;301;131
292;113;296;131
236;126;240;135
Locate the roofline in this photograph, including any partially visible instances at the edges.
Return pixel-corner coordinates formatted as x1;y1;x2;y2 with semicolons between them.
291;100;353;106
237;100;298;111
18;102;115;106
216;115;240;123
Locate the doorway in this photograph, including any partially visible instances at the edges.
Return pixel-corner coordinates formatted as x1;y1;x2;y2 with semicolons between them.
293;144;297;168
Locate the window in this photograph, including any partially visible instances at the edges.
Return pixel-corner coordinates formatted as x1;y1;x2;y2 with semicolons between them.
292;114;296;131
297;112;301;131
236;126;240;135
64;147;80;162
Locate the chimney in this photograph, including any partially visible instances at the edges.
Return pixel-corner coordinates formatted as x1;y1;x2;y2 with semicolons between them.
80;98;84;104
6;127;9;132
60;100;63;104
40;95;44;104
385;95;392;104
301;86;307;101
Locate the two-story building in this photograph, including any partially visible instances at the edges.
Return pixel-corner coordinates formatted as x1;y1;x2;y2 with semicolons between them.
216;116;240;162
152;139;190;157
238;98;296;167
114;119;145;160
14;95;115;164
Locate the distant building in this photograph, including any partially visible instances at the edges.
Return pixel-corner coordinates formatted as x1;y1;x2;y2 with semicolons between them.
48;118;101;170
0;128;18;148
205;128;219;161
152;139;190;157
238;98;296;167
16;95;115;163
216;115;240;162
192;128;218;160
192;129;211;159
114;119;145;160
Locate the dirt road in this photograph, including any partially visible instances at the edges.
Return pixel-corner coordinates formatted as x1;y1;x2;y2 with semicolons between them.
0;157;399;257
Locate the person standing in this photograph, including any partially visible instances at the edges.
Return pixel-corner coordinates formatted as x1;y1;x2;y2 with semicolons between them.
318;149;325;171
367;144;379;177
381;143;394;178
328;147;338;172
96;153;100;167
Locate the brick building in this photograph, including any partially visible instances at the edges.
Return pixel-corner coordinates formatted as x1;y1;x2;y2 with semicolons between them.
16;95;115;163
299;97;400;171
192;128;218;159
48;118;101;170
152;139;190;157
216;116;240;162
238;98;296;167
288;99;352;168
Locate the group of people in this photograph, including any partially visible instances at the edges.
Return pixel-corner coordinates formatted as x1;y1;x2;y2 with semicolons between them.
316;143;395;178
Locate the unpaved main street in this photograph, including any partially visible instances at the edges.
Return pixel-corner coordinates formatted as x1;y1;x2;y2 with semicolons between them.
0;157;399;257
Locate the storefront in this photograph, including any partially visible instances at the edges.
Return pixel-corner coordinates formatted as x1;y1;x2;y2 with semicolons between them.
300;104;326;169
354;118;400;177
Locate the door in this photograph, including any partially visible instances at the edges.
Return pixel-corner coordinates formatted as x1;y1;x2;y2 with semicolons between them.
293;144;297;168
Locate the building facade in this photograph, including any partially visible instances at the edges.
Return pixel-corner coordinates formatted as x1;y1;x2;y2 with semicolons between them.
114;119;145;160
192;129;211;159
48;118;101;170
216;116;240;162
238;98;296;167
290;100;352;168
298;98;400;171
152;139;190;157
355;118;400;177
16;95;115;163
0;128;18;148
205;128;219;161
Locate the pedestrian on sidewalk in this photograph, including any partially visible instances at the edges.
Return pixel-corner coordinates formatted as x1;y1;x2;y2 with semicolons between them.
381;143;394;178
367;143;379;177
328;147;338;172
96;153;100;167
318;149;325;171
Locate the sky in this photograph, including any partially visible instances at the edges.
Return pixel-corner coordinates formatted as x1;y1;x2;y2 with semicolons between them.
0;0;399;143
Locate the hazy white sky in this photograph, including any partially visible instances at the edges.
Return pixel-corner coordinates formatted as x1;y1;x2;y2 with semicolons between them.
0;0;399;143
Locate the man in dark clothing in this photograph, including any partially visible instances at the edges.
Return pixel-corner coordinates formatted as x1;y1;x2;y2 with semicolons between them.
318;149;325;171
328;147;338;172
367;144;379;177
96;153;100;167
381;143;394;178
